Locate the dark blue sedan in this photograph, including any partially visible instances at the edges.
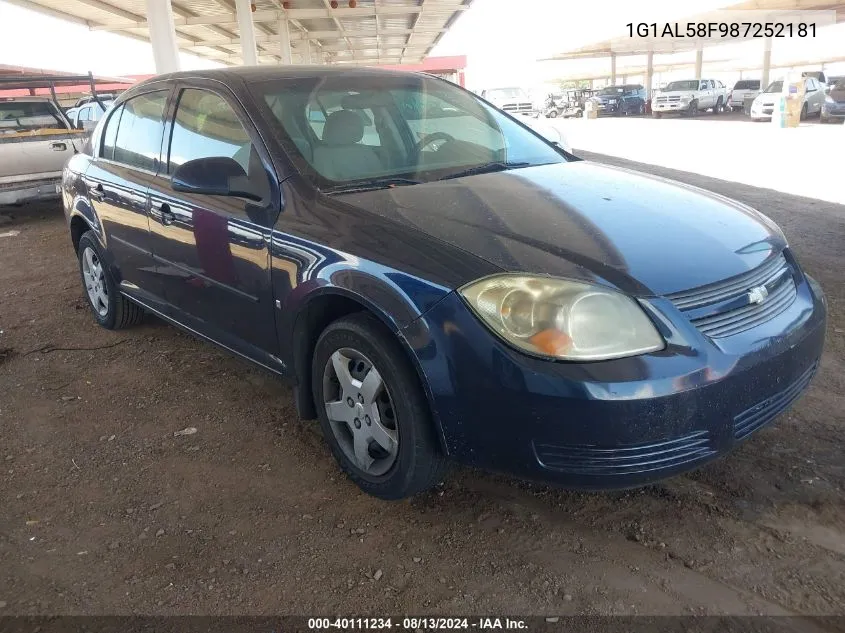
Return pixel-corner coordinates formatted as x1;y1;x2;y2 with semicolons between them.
62;67;826;499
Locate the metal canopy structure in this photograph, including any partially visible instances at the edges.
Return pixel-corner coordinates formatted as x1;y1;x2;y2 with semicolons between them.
5;0;473;67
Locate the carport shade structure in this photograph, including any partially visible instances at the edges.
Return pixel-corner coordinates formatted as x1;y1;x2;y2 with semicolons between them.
3;0;474;72
541;0;845;100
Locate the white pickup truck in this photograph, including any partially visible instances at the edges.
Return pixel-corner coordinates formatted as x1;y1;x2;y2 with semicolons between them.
651;79;728;118
1;75;103;206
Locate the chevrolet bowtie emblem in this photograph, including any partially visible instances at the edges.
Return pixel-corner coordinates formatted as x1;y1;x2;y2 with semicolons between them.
747;285;770;305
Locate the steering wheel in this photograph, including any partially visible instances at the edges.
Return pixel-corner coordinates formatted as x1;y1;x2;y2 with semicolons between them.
414;132;455;154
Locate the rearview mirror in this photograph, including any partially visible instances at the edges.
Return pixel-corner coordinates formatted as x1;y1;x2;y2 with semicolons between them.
171;156;261;201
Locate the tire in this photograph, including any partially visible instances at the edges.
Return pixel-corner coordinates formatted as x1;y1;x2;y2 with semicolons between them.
686;100;698;117
638;102;645;115
547;109;558;118
800;102;808;121
714;97;724;113
77;231;144;330
312;312;447;500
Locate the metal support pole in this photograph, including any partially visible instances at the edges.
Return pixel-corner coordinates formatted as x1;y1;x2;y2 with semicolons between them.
610;53;616;85
761;37;772;90
235;0;258;65
645;51;654;101
304;39;313;64
278;18;292;64
146;0;181;74
695;46;703;79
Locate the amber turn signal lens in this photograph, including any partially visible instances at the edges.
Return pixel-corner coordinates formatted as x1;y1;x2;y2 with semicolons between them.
529;329;572;356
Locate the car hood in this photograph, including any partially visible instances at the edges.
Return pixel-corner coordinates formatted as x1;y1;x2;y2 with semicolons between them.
335;162;786;296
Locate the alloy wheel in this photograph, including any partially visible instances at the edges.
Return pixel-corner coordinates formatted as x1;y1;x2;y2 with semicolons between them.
81;246;108;317
322;347;399;476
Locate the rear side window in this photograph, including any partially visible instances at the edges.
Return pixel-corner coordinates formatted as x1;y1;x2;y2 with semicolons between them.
112;91;168;171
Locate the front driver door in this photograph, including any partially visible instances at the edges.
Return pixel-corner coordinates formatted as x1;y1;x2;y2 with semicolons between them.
146;84;282;370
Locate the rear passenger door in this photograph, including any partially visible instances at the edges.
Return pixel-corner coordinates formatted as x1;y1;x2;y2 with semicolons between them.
145;83;282;367
83;87;171;310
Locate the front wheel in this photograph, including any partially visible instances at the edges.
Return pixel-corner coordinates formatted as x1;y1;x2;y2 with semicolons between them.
77;231;144;330
686;100;698;117
547;109;558;118
800;102;808;121
312;312;448;500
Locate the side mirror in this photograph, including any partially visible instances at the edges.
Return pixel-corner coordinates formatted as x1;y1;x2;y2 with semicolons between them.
171;156;261;201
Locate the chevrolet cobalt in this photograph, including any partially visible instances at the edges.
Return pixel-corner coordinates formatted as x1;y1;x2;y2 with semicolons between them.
62;68;826;499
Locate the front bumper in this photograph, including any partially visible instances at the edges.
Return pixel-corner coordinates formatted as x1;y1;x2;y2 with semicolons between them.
595;102;620;115
652;102;690;113
0;177;62;206
404;271;826;490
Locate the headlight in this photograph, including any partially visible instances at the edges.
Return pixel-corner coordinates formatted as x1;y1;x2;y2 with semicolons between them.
825;95;835;104
459;275;664;361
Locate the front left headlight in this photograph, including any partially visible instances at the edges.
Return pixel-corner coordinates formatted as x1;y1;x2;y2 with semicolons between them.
459;275;665;361
825;94;835;104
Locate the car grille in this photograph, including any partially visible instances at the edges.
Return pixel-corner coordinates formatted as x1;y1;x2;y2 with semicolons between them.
502;102;533;112
666;254;797;338
533;430;715;476
655;96;681;103
733;361;818;441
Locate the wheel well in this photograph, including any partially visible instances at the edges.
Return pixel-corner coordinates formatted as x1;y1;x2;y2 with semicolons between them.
292;294;390;420
69;216;90;253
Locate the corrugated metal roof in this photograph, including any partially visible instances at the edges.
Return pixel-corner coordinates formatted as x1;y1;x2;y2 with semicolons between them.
5;0;473;66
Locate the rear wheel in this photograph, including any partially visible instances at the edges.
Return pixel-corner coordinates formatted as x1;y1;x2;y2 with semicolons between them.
77;231;144;330
312;312;447;500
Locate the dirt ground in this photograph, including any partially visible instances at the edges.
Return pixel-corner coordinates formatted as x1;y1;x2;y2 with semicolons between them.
1;153;844;617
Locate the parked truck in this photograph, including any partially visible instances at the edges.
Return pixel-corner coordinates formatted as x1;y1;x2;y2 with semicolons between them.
0;74;105;206
651;79;728;117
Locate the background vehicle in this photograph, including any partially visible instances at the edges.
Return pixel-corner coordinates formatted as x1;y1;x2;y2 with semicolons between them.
63;67;824;502
481;86;536;117
728;79;761;110
652;79;728;117
73;93;117;108
821;77;845;123
1;73;107;206
750;78;826;121
66;100;113;132
590;84;647;116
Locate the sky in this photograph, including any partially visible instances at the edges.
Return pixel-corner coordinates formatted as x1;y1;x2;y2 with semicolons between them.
1;0;843;91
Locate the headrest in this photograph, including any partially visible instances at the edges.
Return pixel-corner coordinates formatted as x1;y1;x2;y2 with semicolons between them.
322;109;364;146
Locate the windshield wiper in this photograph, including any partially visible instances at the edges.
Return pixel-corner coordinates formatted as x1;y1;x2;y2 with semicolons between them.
438;161;531;182
325;177;421;195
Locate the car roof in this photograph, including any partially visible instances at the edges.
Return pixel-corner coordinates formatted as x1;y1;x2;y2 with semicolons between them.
133;65;427;89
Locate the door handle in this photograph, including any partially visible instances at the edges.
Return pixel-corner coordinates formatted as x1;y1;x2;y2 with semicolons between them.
89;183;105;201
50;141;67;152
158;202;175;226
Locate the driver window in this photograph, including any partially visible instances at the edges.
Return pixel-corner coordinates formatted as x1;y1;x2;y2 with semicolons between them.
168;88;270;202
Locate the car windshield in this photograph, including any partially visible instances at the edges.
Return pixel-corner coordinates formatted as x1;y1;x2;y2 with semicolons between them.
764;81;784;93
253;74;566;191
664;81;699;91
0;100;68;135
485;87;526;101
598;87;624;96
733;80;759;90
